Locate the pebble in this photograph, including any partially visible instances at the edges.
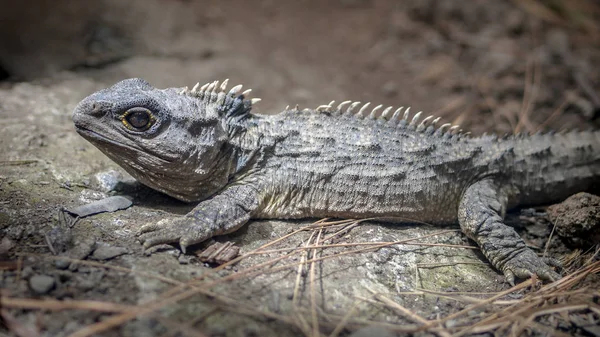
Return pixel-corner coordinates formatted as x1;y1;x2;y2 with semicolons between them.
94;170;123;192
178;255;193;264
20;266;34;279
446;319;458;328
55;258;71;270
91;245;128;260
349;326;395;337
0;237;15;256
77;278;98;291
29;275;55;294
69;239;98;271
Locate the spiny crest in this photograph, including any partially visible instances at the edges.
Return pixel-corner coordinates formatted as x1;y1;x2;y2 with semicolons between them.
311;100;468;138
179;79;261;112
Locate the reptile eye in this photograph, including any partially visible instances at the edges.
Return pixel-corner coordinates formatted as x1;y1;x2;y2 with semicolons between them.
122;108;155;131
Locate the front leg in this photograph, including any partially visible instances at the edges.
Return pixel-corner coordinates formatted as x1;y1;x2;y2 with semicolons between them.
138;184;259;253
458;179;561;285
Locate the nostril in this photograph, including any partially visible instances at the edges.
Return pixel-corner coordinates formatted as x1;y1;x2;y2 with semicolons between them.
87;101;111;117
90;102;102;115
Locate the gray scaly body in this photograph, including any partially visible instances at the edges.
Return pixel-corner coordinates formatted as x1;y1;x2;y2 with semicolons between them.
72;78;600;284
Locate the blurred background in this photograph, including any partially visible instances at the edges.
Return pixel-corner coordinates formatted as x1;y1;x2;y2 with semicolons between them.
1;0;599;134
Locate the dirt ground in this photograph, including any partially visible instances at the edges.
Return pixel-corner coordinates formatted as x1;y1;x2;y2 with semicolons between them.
1;0;600;336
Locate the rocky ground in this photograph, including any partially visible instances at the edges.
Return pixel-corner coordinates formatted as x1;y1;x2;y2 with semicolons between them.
1;1;599;336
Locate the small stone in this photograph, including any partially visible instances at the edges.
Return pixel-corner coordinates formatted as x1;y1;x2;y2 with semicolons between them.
178;255;192;264
446;319;458;328
54;258;71;269
349;326;395;337
0;237;15;256
29;275;55;294
91;245;128;260
94;170;124;192
69;237;97;260
77;279;97;291
20;266;34;279
67;237;98;271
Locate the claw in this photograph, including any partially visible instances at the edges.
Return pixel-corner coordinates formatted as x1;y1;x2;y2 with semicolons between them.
543;257;563;268
138;222;161;235
180;239;189;254
503;266;534;285
135;216;214;254
141;234;174;250
516;268;534;279
505;270;516;286
538;269;561;283
500;248;562;284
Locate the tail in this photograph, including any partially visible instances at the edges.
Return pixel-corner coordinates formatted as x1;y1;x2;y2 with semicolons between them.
510;130;600;205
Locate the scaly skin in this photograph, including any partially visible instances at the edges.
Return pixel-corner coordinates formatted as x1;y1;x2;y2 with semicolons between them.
72;78;600;285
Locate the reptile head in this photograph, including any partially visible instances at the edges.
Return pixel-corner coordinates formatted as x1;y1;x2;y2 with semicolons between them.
72;78;245;202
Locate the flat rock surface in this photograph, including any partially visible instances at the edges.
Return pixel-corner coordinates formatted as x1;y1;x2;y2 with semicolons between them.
1;1;599;336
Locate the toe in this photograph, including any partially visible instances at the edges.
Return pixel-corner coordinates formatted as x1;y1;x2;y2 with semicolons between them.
500;248;562;284
141;234;178;250
135;216;212;254
537;268;561;283
504;269;516;286
139;230;176;245
511;267;534;280
543;257;562;269
138;222;162;235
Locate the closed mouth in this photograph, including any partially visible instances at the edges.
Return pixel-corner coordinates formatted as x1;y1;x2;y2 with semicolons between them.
75;127;174;163
76;127;145;156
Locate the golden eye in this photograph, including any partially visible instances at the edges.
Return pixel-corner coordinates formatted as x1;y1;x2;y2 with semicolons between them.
121;108;155;131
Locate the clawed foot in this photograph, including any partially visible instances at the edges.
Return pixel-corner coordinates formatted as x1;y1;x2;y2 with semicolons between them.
137;217;212;254
500;248;562;286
